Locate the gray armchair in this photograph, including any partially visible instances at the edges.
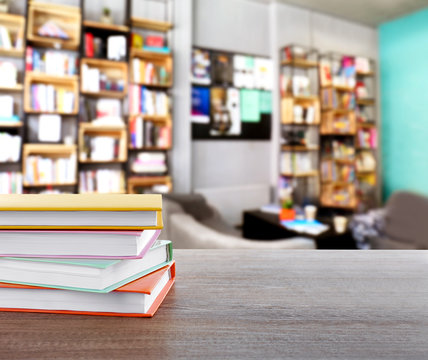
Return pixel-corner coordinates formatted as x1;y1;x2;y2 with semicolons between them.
370;191;428;249
159;194;315;249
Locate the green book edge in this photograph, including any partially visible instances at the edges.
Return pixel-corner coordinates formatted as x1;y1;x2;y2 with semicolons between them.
3;240;171;269
0;242;173;293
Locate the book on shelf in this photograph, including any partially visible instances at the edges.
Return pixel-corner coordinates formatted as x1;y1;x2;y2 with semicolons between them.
131;58;170;85
0;24;23;50
356;151;376;172
357;128;377;148
38;115;61;142
81;63;125;93
134;183;171;194
0;133;21;162
281;45;308;62
144;120;171;149
280;152;316;175
293;105;316;124
0;62;17;87
322;139;355;159
38;20;69;40
0;228;160;258
24;154;76;186
322;88;355;110
85;33;127;60
0;240;172;292
0;193;163;229
130;116;171;149
130;32;170;54
129;84;169;116
82;135;121;161
31;84;75;113
0;172;22;194
355;57;371;74
321;160;355;183
26;47;77;76
319;60;332;87
0;95;14;118
131;152;167;175
107;36;126;61
79;169;125;194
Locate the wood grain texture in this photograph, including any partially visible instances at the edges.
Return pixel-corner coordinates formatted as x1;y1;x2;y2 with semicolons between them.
1;250;428;359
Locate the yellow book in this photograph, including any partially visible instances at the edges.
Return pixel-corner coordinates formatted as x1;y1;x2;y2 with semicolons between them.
0;194;163;230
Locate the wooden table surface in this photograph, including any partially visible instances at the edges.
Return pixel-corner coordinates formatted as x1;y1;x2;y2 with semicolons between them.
1;249;428;359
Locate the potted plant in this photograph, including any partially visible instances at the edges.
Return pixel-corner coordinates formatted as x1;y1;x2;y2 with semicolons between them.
100;7;113;24
279;199;295;221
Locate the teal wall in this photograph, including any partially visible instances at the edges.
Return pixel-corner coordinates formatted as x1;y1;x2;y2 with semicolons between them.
379;8;428;200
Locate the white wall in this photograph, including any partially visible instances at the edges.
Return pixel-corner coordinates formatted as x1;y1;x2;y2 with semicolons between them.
192;0;272;225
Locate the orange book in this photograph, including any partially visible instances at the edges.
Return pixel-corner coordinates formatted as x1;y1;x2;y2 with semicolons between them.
0;261;175;317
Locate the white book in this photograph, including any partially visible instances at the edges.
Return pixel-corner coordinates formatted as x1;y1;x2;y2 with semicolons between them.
47;85;55;112
0;95;14;118
0;240;172;292
38;115;61;142
0;263;173;315
0;228;159;258
136;116;143;148
132;58;140;83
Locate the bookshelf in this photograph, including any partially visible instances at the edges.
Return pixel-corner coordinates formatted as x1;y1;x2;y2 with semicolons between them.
24;72;79;114
26;1;81;51
80;58;128;99
279;45;320;207
0;12;26;194
319;53;378;211
127;0;174;194
78;123;128;163
22;144;77;187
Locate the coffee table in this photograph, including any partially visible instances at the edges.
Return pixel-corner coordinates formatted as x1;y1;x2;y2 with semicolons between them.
243;210;357;249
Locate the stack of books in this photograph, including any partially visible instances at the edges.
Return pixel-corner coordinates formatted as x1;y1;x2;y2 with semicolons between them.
0;194;174;317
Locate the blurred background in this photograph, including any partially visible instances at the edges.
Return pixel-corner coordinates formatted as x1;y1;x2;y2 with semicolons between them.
1;0;427;249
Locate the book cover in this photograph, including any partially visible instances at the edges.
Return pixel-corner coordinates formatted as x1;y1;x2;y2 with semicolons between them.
191;48;211;85
0;261;175;317
212;52;233;85
191;86;210;124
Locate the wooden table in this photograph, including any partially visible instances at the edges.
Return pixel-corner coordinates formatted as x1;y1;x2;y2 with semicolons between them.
1;250;428;359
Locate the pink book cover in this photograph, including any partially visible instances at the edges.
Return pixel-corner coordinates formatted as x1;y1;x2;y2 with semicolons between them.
0;229;161;259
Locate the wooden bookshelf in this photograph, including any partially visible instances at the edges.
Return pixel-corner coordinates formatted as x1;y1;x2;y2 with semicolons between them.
281;96;320;125
130;17;173;32
356;98;375;106
83;20;129;33
24;72;79;115
130;48;172;61
27;1;81;51
80;58;128;99
22;144;77;187
281;145;319;152
127;175;172;194
78;123;128;163
0;1;174;195
281;171;319;178
0;121;23;128
0;13;25;58
0;84;23;92
281;59;318;69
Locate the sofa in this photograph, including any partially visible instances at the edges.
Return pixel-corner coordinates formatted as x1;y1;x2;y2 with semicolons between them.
369;191;428;249
158;194;315;249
